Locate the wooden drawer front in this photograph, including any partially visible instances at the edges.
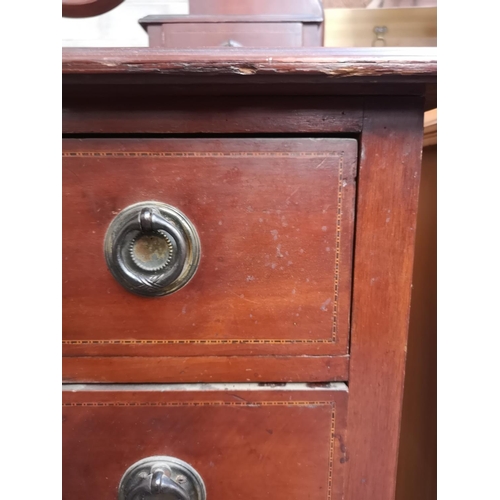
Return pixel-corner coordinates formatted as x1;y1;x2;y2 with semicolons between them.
63;138;357;360
150;22;303;48
63;385;348;500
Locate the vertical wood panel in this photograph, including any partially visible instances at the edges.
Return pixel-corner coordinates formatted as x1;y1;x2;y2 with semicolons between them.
345;97;424;500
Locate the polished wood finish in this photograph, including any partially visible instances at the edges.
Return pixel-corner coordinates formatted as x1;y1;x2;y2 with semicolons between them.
62;48;437;500
345;97;424;500
139;9;324;48
423;108;437;146
62;139;357;362
63;385;348;500
396;144;437;500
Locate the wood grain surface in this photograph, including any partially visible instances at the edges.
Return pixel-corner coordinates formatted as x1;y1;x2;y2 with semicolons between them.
63;138;357;362
344;97;424;500
63;386;348;500
62;355;349;383
395;144;437;500
62;95;364;134
145;21;305;49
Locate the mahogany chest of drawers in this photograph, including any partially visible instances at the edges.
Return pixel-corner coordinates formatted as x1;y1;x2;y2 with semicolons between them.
62;47;437;500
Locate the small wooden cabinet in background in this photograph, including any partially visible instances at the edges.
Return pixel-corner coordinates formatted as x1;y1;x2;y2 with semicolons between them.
140;0;324;48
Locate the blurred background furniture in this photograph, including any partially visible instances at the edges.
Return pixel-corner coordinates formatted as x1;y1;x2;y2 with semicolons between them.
63;0;127;18
323;6;436;47
62;0;189;47
140;0;324;48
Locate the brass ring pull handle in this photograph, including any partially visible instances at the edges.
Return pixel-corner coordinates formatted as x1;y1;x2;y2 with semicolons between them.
104;202;201;297
118;456;206;500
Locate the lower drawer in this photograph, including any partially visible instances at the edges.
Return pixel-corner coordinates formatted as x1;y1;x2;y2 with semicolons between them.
63;384;348;500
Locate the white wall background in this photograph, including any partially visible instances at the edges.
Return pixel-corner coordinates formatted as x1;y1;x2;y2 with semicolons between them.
62;0;189;47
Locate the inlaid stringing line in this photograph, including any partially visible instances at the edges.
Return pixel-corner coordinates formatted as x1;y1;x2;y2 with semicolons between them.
63;150;347;345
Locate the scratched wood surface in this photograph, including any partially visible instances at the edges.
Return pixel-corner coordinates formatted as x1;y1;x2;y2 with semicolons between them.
63;386;348;500
61;48;437;109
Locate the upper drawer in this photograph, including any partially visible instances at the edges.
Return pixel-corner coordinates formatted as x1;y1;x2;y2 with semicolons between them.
63;139;357;365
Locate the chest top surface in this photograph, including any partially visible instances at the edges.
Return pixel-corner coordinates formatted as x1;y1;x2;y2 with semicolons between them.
62;47;436;106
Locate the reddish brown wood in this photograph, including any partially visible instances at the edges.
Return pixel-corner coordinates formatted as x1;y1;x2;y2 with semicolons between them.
344;97;424;500
145;21;305;49
63;138;356;363
322;0;370;6
62;47;437;80
63;385;348;500
61;49;437;499
62;0;125;18
62;95;363;134
396;145;437;500
62;355;349;383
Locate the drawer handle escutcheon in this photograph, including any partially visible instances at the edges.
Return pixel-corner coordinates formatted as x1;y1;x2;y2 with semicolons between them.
118;456;206;500
104;201;201;297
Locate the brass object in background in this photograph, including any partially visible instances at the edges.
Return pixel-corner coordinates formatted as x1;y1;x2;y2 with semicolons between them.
324;7;437;47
